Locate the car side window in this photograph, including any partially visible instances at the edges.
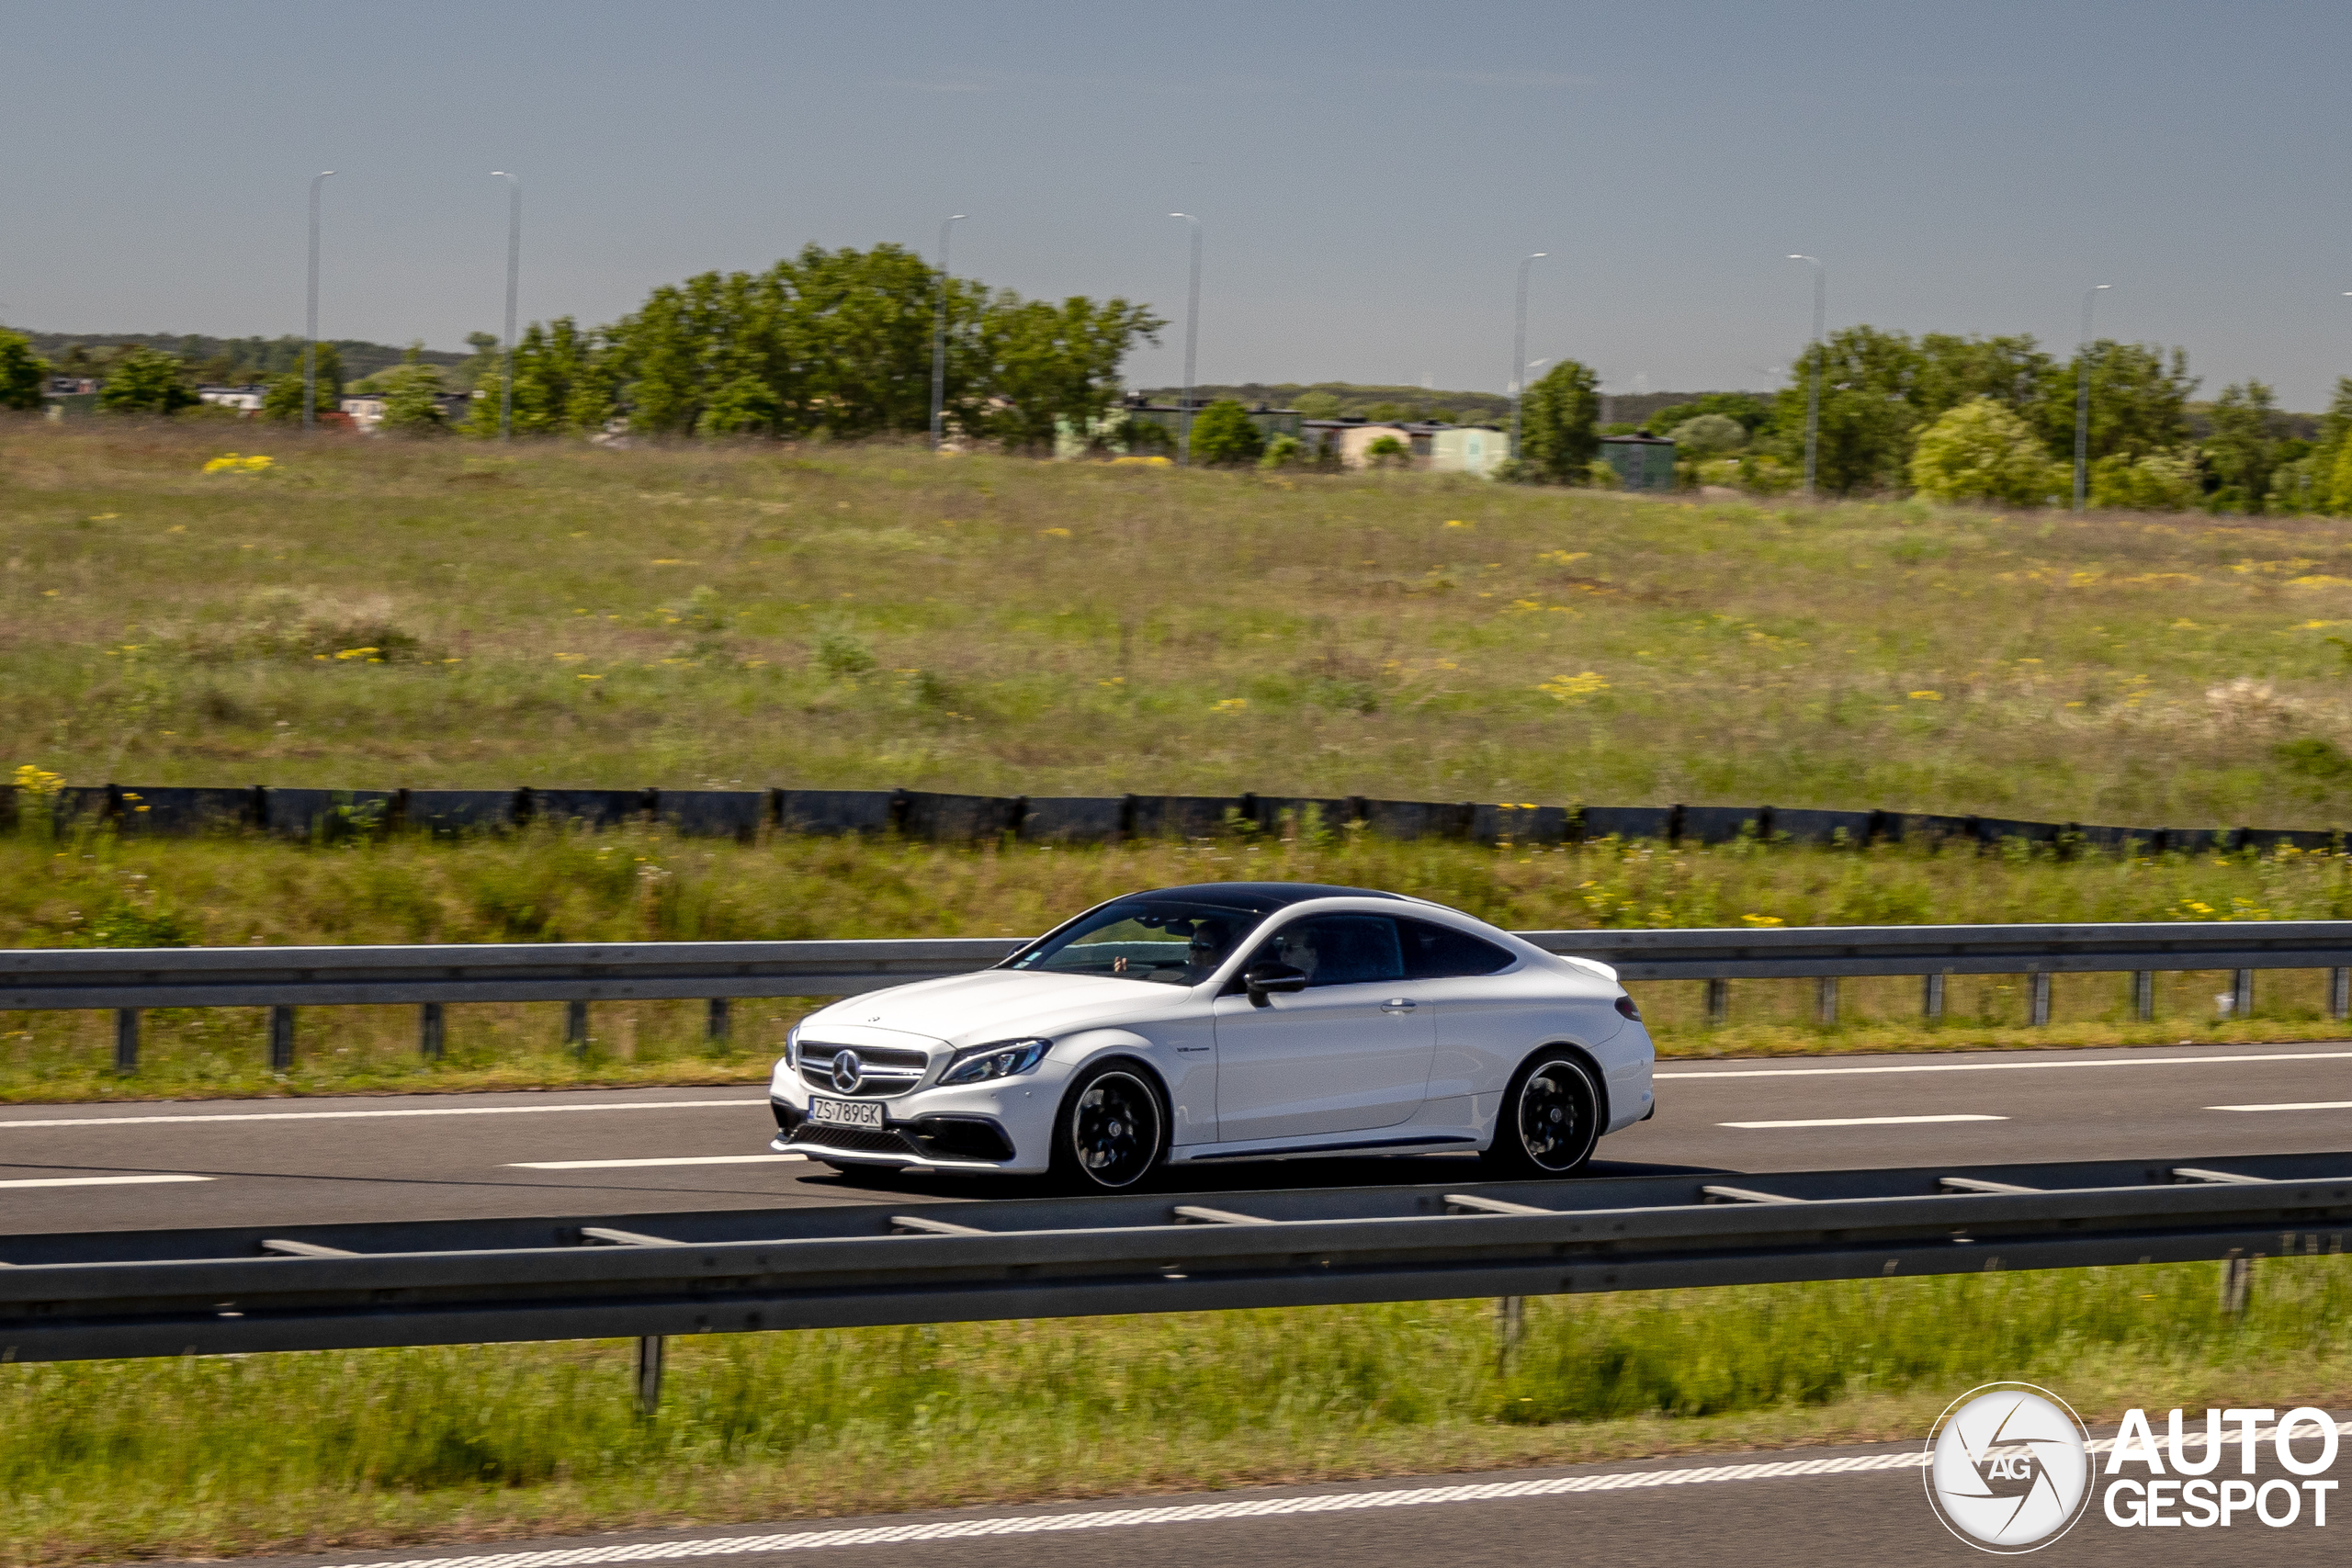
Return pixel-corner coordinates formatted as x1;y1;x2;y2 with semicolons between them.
1249;914;1406;988
1398;918;1516;979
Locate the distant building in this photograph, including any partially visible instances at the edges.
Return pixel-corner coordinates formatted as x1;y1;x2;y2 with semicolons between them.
338;389;477;432
1600;433;1677;491
198;385;267;414
1301;417;1508;476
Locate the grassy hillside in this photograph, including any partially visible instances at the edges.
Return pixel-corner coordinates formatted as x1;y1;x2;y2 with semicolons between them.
6;421;2352;824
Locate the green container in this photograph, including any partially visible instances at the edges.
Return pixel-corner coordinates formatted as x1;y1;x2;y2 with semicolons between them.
1600;434;1677;491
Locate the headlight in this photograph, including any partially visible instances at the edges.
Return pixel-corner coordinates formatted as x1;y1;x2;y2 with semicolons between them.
785;1024;802;1068
940;1037;1052;1086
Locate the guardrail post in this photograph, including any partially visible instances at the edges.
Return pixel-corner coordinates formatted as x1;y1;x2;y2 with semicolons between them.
113;1009;139;1073
1704;979;1729;1027
1922;973;1945;1023
2232;969;2255;1020
636;1334;666;1415
1496;1295;1525;1360
1815;976;1838;1026
2220;1248;2255;1315
419;1002;445;1061
706;997;731;1043
566;999;591;1052
2133;971;2155;1022
2333;967;2351;1021
267;1006;296;1073
2029;972;2052;1027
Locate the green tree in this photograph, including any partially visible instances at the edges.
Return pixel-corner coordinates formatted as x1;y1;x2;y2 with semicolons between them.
2034;342;2197;466
1773;326;1926;494
1186;399;1265;466
1293;390;1343;420
258;343;345;423
463;318;612;437
452;331;503;392
0;328;49;411
2203;380;2283;512
1515;359;1600;482
2088;449;2199;511
1908;398;2060;504
96;345;198;415
378;344;452;435
977;294;1165;453
1666;413;1745;457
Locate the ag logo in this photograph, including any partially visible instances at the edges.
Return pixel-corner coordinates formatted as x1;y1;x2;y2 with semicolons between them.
1926;1382;2093;1553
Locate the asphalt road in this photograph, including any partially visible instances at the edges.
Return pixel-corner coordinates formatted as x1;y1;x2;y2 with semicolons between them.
152;1425;2352;1568
6;1040;2351;1235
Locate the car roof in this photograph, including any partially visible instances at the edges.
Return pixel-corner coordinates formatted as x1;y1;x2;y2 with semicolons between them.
1120;882;1405;911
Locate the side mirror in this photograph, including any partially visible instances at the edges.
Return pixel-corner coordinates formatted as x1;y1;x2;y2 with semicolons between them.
1244;961;1308;1006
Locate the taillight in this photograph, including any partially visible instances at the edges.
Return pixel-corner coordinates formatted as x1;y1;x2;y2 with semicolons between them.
1614;995;1642;1021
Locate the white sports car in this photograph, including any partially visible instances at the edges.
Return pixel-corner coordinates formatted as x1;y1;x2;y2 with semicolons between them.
768;881;1655;1191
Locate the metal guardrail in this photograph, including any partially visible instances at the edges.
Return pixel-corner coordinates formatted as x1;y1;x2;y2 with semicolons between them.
5;920;2350;1068
7;920;2352;1010
2;1153;2346;1365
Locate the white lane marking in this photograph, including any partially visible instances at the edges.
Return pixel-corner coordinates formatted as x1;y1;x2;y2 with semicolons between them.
1657;1049;2352;1080
2209;1101;2352;1112
509;1154;808;1169
1719;1114;2007;1129
0;1173;212;1190
0;1099;764;1131
309;1453;1939;1567
302;1417;2352;1568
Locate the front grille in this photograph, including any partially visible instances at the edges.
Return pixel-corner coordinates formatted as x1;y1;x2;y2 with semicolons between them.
798;1041;930;1098
788;1121;920;1156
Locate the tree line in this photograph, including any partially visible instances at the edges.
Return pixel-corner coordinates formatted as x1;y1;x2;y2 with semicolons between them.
1508;327;2347;514
0;243;1163;452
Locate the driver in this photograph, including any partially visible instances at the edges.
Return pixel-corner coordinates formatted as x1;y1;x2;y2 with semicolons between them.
1184;916;1238;983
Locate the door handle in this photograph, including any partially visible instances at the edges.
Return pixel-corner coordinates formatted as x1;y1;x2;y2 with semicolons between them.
1381;998;1417;1013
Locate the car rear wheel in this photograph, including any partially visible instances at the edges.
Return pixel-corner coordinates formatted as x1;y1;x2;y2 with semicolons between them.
1482;1048;1601;1179
1051;1062;1168;1192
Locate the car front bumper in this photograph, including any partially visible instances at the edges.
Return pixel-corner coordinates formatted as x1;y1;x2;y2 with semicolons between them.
767;1069;1066;1174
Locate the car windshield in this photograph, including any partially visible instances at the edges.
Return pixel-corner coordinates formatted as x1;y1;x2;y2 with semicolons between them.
1000;898;1268;986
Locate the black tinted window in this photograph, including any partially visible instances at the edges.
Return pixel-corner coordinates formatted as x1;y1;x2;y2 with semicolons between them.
1399;918;1515;978
1251;914;1406;987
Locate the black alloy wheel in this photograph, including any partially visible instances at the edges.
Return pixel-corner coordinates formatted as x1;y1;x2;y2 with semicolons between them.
1482;1049;1601;1179
1054;1064;1168;1191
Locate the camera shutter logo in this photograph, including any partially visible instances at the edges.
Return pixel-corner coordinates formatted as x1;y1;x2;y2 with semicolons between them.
1925;1383;2093;1552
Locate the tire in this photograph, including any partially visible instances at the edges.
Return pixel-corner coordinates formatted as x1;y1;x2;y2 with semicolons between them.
1481;1048;1602;1179
1050;1061;1169;1192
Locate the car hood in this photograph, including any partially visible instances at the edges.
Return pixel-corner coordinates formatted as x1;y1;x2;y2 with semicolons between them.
802;967;1190;1051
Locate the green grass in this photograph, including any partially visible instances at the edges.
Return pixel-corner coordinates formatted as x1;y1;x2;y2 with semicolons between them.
10;422;2352;822
4;1258;2346;1566
6;825;2352;1101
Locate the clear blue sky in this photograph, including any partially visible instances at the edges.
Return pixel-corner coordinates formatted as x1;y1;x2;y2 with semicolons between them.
8;0;2351;405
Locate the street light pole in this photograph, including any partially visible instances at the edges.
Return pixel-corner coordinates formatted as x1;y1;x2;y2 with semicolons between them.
492;172;521;442
1509;252;1546;462
304;170;335;434
1787;255;1823;496
929;214;968;452
2074;283;2112;513
1170;213;1201;465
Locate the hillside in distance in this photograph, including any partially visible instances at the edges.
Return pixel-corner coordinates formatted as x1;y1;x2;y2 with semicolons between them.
17;330;473;386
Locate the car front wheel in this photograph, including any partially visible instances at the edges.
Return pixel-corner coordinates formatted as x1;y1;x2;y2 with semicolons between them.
1051;1062;1168;1191
1482;1048;1601;1179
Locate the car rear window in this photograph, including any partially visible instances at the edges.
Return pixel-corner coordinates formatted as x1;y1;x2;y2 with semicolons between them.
1397;918;1517;978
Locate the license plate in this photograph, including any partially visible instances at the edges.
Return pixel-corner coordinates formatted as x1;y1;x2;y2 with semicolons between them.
808;1095;883;1130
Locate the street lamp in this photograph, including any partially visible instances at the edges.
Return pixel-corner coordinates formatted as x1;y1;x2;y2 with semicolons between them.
304;171;335;433
492;173;521;442
1786;255;1824;496
1170;213;1201;465
929;214;968;451
1509;253;1546;460
2074;284;2112;513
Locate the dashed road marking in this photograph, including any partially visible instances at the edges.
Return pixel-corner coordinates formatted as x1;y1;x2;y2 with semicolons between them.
1657;1049;2352;1080
510;1155;808;1169
1719;1114;2007;1129
0;1099;763;1131
0;1173;212;1190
